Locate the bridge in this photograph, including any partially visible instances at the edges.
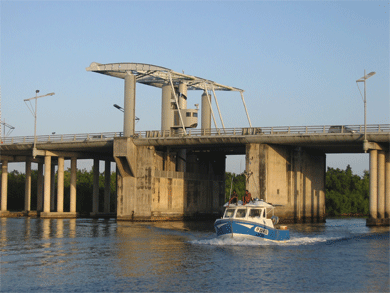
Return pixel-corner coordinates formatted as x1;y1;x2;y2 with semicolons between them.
0;62;389;226
1;124;389;225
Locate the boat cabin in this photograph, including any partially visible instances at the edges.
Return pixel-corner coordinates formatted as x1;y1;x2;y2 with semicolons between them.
223;207;267;219
222;201;279;227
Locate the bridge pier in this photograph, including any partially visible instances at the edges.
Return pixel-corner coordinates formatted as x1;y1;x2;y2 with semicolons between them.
40;156;78;218
0;160;9;216
90;159;114;218
114;137;225;221
246;143;326;223
367;149;390;226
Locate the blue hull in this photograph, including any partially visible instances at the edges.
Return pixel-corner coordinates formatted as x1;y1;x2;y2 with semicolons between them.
214;219;290;241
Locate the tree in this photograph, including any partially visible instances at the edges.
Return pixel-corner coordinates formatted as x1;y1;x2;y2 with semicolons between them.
325;165;369;216
225;172;246;202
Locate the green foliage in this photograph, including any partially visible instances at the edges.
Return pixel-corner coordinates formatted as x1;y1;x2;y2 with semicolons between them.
325;165;369;216
225;172;246;202
3;168;117;213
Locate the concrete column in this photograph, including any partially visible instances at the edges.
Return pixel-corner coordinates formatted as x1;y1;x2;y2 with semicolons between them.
369;150;378;219
177;83;187;170
377;151;385;218
43;155;52;213
57;157;64;213
178;82;187;109
294;148;302;221
24;160;32;211
1;161;8;212
37;163;44;212
385;152;390;218
201;91;211;133
124;72;136;137
161;84;173;132
104;160;111;213
50;163;56;211
246;144;262;200
92;159;100;214
177;149;186;172
70;158;77;213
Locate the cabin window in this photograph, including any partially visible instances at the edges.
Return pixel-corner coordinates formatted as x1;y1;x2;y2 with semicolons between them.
224;209;235;218
186;112;191;117
193;113;198;117
249;209;261;218
236;209;247;218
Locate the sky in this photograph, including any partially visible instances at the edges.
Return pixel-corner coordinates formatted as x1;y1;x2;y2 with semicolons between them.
1;0;389;176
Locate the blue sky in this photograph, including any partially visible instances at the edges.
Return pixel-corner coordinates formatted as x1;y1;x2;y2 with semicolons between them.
1;1;389;175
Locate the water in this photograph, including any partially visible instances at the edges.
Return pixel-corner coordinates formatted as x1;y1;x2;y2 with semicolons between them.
1;218;389;292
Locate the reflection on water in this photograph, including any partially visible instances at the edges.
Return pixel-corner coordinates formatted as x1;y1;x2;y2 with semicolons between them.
0;218;388;292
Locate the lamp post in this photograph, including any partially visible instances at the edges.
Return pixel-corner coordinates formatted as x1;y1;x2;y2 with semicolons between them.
356;70;376;152
24;90;55;156
113;104;140;120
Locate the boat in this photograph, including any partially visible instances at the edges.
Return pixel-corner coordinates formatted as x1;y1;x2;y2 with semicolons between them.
214;199;290;241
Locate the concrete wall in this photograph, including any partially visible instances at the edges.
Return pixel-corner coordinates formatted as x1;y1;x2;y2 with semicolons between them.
246;144;325;223
114;137;225;221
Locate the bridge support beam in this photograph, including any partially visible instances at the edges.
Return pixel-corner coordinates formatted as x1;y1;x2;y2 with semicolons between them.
104;160;111;213
0;160;9;215
367;149;390;226
57;157;64;213
42;157;78;218
246;144;326;223
92;158;99;214
70;157;77;213
43;155;52;213
24;160;32;213
90;159;114;218
37;162;44;212
124;73;136;137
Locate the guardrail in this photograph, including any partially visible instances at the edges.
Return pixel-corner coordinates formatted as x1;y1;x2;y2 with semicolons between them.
0;132;122;145
1;124;389;145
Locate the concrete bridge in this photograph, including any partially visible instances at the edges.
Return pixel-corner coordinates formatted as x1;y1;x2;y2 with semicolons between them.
0;124;389;225
1;62;389;225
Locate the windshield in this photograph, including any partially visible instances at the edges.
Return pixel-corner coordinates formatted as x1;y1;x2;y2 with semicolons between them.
249;209;262;218
236;209;247;218
224;209;235;218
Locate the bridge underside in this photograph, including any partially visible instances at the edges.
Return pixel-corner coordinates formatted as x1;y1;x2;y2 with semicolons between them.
113;137;327;223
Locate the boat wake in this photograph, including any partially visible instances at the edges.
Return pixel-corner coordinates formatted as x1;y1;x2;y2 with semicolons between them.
190;235;341;246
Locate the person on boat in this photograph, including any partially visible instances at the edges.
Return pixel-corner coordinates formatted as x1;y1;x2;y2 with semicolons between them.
243;190;252;205
228;190;238;207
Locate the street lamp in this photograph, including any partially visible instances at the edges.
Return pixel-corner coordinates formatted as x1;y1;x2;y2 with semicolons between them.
356;70;376;153
113;104;140;120
24;90;55;156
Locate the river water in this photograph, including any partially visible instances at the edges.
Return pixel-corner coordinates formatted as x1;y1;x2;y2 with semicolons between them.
0;217;389;292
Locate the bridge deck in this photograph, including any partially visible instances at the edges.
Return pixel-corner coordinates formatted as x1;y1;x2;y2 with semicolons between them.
1;124;389;160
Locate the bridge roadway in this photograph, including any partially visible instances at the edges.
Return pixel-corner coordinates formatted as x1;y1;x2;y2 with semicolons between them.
1;124;389;160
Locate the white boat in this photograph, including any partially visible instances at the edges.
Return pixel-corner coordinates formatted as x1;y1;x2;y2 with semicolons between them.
214;199;290;241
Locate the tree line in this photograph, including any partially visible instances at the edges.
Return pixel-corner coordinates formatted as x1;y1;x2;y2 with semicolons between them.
2;165;369;216
2;168;116;213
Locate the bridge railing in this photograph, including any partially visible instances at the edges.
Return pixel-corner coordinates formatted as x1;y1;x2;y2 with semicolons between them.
138;124;390;138
1;124;389;145
0;132;122;145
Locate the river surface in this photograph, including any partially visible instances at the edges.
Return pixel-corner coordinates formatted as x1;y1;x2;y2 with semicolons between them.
0;217;389;292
